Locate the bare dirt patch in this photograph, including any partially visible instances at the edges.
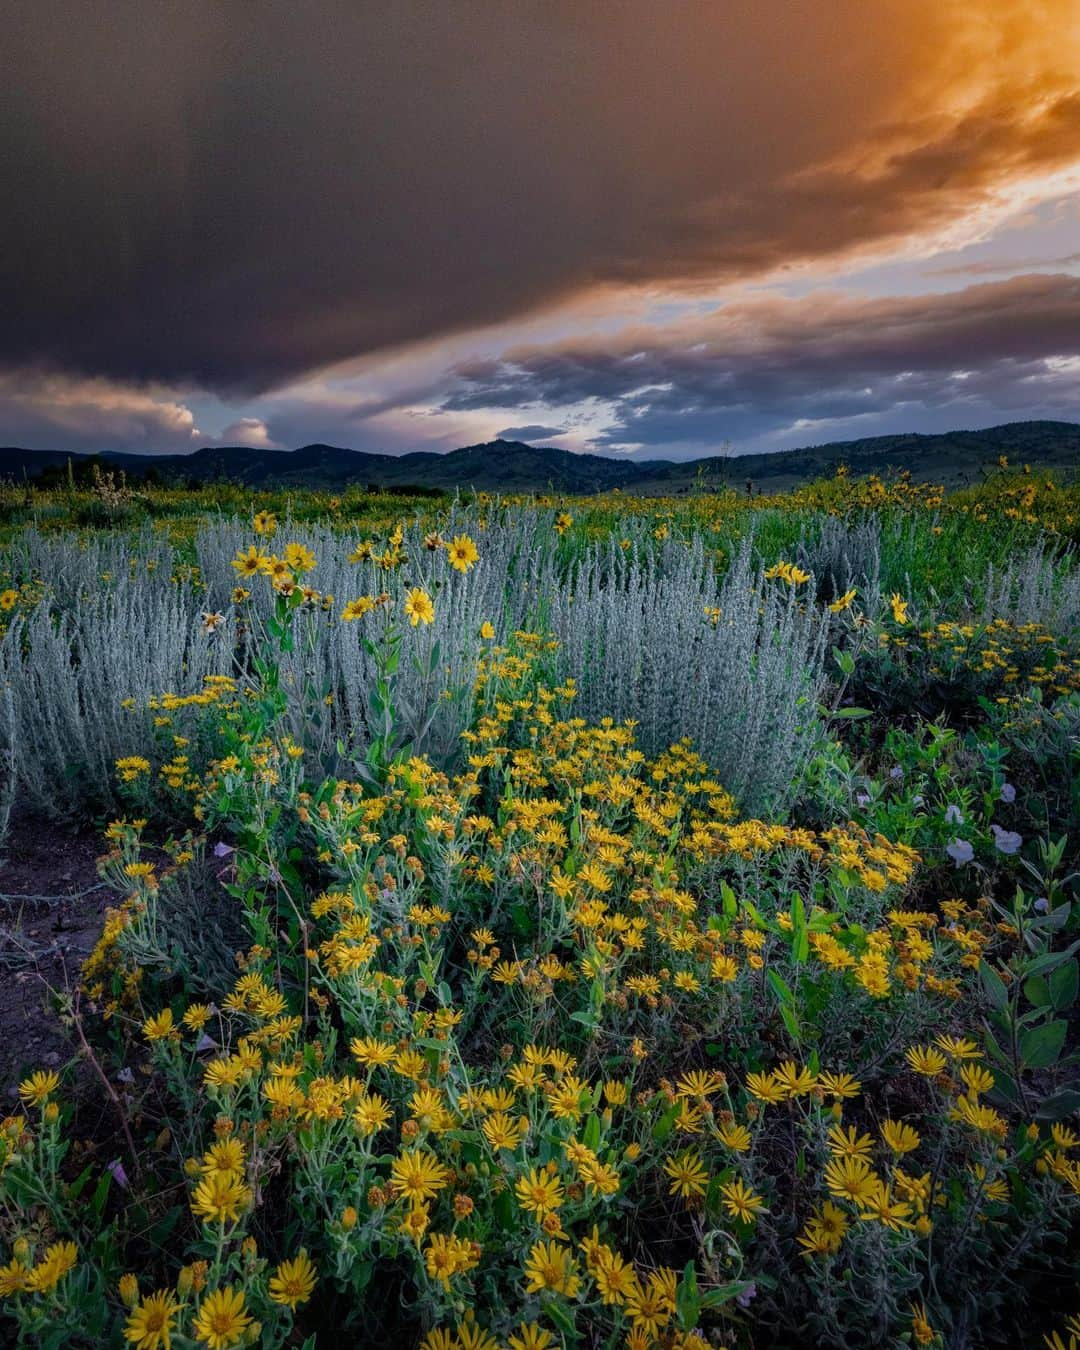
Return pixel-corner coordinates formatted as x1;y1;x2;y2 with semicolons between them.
0;812;115;1099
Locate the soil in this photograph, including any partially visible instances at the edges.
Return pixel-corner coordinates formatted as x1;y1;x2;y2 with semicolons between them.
0;811;116;1099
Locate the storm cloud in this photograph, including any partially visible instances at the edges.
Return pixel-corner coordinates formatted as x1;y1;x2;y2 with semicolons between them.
443;274;1080;452
4;0;1080;396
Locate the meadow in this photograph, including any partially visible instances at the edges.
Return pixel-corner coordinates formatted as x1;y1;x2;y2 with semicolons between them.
0;465;1078;1349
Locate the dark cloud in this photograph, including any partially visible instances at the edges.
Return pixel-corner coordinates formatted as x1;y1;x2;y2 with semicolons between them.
494;424;569;443
443;274;1080;453
3;1;1079;392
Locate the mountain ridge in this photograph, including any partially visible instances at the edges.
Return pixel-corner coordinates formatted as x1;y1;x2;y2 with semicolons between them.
2;420;1078;494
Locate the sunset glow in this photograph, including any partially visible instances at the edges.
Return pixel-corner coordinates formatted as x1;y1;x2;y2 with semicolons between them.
2;1;1079;457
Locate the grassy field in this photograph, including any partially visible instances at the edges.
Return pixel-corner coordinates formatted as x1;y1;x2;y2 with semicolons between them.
0;467;1078;1348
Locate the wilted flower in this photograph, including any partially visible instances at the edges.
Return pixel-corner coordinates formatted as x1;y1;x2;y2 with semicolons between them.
944;804;964;825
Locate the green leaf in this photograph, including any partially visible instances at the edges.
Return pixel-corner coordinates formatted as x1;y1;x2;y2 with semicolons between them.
982;1029;1012;1068
767;969;794;1004
831;706;872;720
91;1169;111;1217
1023;974;1052;1008
1035;1088;1080;1121
790;893;809;963
493;1187;514;1230
978;960;1008;1012
778;1001;801;1043
833;646;856;676
1025;940;1080;978
700;1280;757;1310
66;1162;95;1203
676;1261;700;1329
1049;960;1078;1011
1019;1019;1067;1069
545;1299;579;1342
988;1069;1019;1107
147;1205;183;1250
652;1104;679;1143
349;1261;373;1295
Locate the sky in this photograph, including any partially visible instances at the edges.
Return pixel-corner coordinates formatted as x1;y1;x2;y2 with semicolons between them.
2;0;1080;461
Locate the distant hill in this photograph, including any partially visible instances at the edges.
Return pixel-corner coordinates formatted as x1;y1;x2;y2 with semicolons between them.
627;421;1080;495
2;420;1078;495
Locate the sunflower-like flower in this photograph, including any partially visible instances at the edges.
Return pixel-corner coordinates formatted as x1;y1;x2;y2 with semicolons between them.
192;1285;252;1349
268;1249;317;1309
18;1070;59;1108
446;534;479;572
404;588;435;626
190;1171;252;1226
390;1147;452;1204
123;1289;182;1350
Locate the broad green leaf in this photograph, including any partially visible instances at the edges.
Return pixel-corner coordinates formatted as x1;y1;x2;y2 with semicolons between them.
1049;960;1078;1011
1020;1019;1067;1069
1035;1088;1080;1121
1023;973;1052;1008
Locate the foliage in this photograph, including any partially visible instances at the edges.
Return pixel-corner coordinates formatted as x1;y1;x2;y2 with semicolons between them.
1;476;1079;1348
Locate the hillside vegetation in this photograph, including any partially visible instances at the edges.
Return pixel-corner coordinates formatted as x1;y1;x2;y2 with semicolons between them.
3;419;1079;495
0;469;1078;1349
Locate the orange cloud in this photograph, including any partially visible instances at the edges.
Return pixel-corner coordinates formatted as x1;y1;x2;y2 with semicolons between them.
0;1;1078;390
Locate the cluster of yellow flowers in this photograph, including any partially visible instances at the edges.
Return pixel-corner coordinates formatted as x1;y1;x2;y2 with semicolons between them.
763;559;810;585
232;539;317;589
910;618;1080;700
4;484;1080;1348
